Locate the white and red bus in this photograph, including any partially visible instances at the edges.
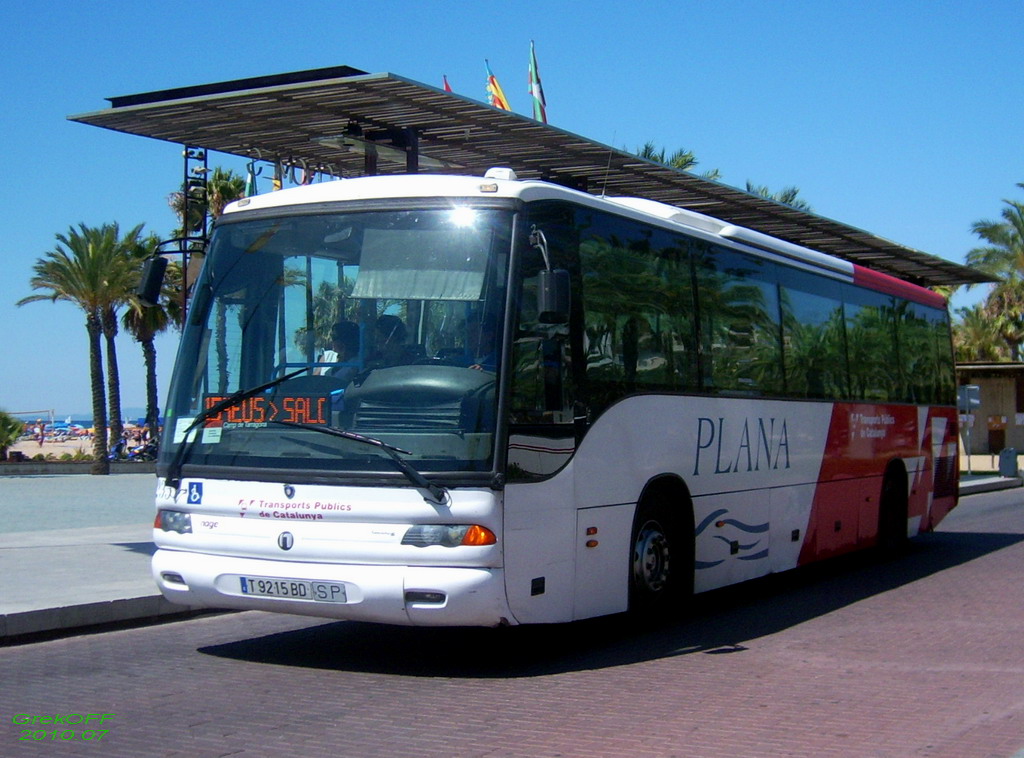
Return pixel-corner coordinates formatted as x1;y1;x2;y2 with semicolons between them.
151;168;958;625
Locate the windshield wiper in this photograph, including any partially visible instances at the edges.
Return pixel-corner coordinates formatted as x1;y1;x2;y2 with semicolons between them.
272;421;450;505
164;368;307;490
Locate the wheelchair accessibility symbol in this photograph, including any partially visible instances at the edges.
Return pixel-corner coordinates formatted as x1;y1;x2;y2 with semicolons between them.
187;482;203;504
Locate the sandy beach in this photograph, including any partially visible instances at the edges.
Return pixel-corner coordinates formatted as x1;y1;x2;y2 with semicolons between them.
9;437;96;458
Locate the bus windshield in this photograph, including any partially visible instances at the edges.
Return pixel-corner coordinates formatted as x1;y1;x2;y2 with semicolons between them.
161;205;513;479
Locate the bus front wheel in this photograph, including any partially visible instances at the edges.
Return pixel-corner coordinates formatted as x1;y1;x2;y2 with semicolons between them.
629;499;689;617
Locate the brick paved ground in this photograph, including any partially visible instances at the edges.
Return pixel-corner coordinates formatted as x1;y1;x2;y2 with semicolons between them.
2;489;1023;758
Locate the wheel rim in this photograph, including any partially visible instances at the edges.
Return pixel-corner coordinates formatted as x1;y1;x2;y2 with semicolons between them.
633;519;671;594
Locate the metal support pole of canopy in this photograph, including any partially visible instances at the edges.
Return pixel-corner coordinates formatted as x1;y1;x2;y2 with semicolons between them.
178;145;209;316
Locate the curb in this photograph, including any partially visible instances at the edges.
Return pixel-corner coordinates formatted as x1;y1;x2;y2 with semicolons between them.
959;476;1022;496
0;595;209;642
0;462;156;476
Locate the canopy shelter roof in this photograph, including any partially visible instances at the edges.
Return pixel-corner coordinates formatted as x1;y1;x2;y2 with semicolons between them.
70;65;991;288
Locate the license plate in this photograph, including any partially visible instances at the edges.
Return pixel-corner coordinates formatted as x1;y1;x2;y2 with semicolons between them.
239;576;346;603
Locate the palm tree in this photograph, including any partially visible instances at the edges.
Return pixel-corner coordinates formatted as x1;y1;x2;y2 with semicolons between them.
953;304;1008;362
745;181;813;212
965;184;1024;280
207;167;246;218
634;141;721;180
965;183;1024;360
0;410;23;460
637;141;698;170
123;233;175;441
168;166;247;233
18;224;139;472
100;223;146;449
984;281;1024;360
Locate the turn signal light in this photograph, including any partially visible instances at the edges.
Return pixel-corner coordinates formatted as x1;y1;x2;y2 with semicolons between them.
461;524;497;546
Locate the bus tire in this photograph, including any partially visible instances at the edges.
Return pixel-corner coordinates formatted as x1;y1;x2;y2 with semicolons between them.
877;463;909;557
629;489;692;619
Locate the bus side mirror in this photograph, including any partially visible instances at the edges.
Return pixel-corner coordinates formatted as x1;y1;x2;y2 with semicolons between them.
136;256;168;307
538;269;570;324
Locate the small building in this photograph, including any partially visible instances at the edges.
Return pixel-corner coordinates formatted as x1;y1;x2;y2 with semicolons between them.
956;362;1024;454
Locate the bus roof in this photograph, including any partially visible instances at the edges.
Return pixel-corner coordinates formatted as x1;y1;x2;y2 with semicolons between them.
69;65;991;289
222;171;948;309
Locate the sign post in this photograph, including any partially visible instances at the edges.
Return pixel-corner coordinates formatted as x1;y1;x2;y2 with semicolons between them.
958;385;981;475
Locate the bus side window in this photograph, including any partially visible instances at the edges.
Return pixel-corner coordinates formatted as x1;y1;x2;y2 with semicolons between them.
779;273;849;400
698;246;784;397
929;306;956;405
844;289;897;402
577;214;698;416
901;302;954;405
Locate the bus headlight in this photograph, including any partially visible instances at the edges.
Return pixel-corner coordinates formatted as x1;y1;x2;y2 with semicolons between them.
155;509;192;534
401;524;496;547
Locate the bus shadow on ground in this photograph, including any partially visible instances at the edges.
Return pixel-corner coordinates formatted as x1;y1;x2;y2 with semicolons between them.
114;541;157;556
199;529;1023;678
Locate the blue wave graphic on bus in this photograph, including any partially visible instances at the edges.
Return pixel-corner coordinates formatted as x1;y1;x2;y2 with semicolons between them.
695;508;769;569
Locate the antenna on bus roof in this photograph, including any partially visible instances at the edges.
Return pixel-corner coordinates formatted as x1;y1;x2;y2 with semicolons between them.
600;131;616;198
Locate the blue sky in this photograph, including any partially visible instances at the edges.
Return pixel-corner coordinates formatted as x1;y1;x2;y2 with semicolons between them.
1;0;1021;416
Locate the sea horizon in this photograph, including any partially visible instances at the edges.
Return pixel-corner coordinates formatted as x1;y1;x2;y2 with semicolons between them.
11;407;152;427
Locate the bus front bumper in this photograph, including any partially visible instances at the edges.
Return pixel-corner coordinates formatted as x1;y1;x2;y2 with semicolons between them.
152;549;513;627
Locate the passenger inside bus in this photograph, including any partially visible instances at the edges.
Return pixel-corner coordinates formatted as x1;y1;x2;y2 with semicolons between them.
370;315;423;367
317;321;362;381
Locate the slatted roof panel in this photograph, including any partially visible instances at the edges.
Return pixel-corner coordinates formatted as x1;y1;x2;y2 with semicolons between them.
69;66;992;288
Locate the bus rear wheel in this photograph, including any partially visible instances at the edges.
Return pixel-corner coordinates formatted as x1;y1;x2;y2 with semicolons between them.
877;465;909;557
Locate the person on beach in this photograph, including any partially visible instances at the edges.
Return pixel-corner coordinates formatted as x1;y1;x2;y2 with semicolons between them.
34;419;44;447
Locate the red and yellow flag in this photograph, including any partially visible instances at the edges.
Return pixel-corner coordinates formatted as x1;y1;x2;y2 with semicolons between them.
485;60;511;111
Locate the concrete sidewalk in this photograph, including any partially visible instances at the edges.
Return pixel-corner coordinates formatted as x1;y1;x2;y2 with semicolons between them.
0;474;202;641
960;473;1023;495
0;471;1020;642
0;523;199;638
